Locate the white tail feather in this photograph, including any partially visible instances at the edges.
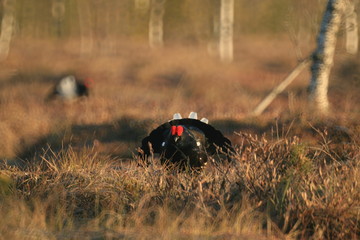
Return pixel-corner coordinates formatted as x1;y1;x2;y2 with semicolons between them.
61;75;76;83
57;75;77;99
173;113;182;120
189;112;198;119
200;118;209;124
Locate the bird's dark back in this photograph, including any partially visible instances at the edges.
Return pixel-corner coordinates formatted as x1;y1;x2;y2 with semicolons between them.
77;83;89;96
141;118;232;156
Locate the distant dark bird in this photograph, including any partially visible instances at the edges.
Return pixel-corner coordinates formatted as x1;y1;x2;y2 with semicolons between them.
46;75;93;101
139;112;233;169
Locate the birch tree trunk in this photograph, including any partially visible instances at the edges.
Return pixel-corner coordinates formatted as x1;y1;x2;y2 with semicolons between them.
207;2;220;57
51;0;65;37
309;0;345;114
344;0;358;54
77;0;94;57
219;0;234;63
135;0;150;14
149;0;165;48
0;0;16;61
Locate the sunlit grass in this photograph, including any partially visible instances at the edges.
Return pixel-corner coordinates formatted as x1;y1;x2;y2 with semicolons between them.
1;128;359;239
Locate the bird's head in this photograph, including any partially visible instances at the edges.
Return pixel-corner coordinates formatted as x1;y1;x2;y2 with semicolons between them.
83;78;94;88
169;125;205;149
171;125;184;143
166;124;207;168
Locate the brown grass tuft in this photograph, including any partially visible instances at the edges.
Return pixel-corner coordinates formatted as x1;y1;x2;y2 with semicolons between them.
1;128;359;239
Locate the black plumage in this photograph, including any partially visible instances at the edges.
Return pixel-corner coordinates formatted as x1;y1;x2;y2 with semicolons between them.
140;114;233;169
74;81;89;97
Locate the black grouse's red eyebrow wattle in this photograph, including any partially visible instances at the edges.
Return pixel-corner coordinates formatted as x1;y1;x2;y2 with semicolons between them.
171;126;184;136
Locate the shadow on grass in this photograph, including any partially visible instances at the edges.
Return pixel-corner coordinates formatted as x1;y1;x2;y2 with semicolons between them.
10;115;354;169
212;117;353;145
16;116;154;165
16;117;268;166
0;70;74;88
212;119;271;136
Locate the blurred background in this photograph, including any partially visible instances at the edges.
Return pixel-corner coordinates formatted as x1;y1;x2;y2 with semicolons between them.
1;0;359;160
1;0;327;58
2;0;325;53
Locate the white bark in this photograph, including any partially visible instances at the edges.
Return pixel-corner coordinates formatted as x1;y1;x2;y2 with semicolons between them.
208;6;220;57
219;0;234;63
135;0;150;13
51;0;65;37
344;0;358;54
77;0;94;56
309;0;345;114
51;0;65;20
0;0;16;61
149;0;165;48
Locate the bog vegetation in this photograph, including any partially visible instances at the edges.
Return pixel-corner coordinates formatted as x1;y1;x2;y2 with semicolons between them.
1;0;359;239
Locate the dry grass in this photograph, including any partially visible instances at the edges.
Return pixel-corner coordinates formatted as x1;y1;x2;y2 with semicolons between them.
1;129;359;239
0;36;360;239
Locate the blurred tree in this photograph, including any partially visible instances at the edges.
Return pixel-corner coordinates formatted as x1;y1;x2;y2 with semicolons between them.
135;0;150;14
0;0;328;58
0;0;16;61
77;0;93;56
149;0;165;48
309;0;346;114
207;0;220;56
344;0;358;54
51;0;65;37
219;0;234;62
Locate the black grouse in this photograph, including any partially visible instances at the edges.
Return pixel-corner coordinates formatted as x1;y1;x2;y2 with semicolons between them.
47;75;93;101
140;112;233;169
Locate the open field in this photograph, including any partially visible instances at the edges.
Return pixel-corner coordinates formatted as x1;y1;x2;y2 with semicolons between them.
0;33;360;239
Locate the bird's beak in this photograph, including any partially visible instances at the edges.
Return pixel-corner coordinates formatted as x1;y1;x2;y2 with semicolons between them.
174;136;180;142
